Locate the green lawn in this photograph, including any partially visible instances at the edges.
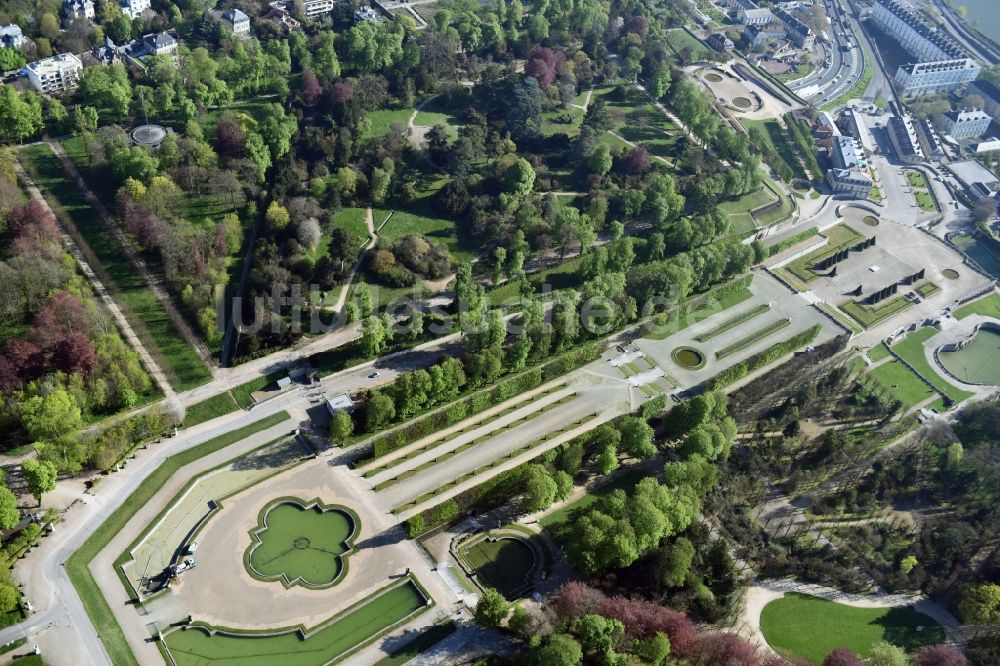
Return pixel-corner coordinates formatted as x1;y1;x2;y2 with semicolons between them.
246;500;355;588
719;185;780;232
839;296;913;329
754;193;795;227
362;108;413;141
66;412;292;666
335;207;370;244
413;97;465;140
663;28;714;61
786;224;865;283
183;392;241;428
18;145;211;391
865;360;934;408
954;292;1000;321
742;118;805;179
375;621;456;666
892;328;974;404
868;342;891;363
541;105;585;137
374;175;474;262
165;579;429;665
914;191;936;212
760;592;945;664
905;170;928;189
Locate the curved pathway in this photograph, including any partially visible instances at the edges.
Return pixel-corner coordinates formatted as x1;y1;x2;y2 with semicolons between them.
328;207;377;315
14;161;175;399
738;578;961;657
407;96;440;150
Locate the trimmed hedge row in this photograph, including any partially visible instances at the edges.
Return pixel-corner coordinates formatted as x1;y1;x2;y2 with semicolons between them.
358;342;602;465
768;227;819;257
709;325;821;390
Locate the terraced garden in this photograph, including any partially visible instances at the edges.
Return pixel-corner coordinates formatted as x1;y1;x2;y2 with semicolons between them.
715;318;791;360
457;534;538;599
839;294;914;329
163;578;431;666
784;224;865;284
361;383;571;478
694;304;771;342
370;393;578;491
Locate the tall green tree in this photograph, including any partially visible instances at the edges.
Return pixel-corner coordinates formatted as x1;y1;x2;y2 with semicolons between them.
474;588;511;628
0;487;18;530
21;459;57;507
0;87;42;141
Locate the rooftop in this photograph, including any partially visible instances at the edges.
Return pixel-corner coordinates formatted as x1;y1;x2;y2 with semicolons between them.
948;159;1000;187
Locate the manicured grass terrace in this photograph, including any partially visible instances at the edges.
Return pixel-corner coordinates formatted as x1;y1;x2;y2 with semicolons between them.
954;291;1000;321
864;360;934;409
891;327;974;404
760;592;944;664
785;224;865;284
164;578;430;666
839;295;913;329
694;304;771;342
715;318;791;360
66;412;292;666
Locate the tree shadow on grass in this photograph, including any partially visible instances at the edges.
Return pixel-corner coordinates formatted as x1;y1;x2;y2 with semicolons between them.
874;606;944;650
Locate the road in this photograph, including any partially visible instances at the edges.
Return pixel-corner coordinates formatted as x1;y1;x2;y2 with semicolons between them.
789;0;864;105
0;395;304;665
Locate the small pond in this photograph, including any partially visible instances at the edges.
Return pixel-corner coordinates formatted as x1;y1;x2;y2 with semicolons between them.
938;328;1000;386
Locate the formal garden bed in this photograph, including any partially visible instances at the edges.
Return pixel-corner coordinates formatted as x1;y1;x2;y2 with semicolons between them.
244;498;360;590
162;577;431;666
454;531;541;600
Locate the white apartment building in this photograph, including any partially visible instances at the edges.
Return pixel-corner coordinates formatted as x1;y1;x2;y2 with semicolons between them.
301;0;338;17
62;0;94;25
26;53;83;94
739;7;774;25
871;0;966;63
120;0;151;19
894;58;980;96
940;109;993;140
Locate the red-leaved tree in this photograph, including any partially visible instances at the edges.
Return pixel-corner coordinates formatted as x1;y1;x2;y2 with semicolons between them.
822;648;864;666
215;118;247;158
915;645;967;666
301;69;322;107
29;292;94;350
52;332;98;376
691;632;763;666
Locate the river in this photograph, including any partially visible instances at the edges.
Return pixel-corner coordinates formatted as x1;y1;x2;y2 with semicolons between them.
956;0;1000;46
